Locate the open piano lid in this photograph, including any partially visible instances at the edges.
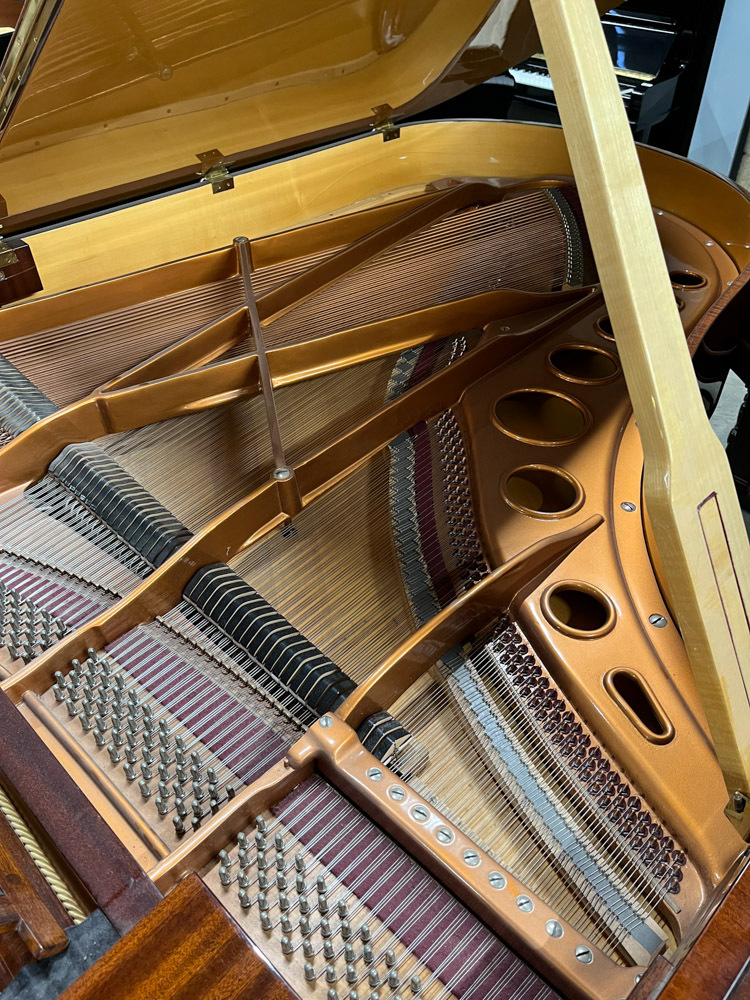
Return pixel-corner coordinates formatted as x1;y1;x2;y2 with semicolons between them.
0;0;611;234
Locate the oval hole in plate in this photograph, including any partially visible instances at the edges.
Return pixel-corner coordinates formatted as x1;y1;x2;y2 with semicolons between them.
548;344;620;384
670;269;706;289
605;668;674;744
503;465;583;518
542;582;615;638
494;390;589;446
595;315;615;340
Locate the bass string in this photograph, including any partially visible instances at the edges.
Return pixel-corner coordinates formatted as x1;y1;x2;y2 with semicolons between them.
99;345;417;533
263;200;568;350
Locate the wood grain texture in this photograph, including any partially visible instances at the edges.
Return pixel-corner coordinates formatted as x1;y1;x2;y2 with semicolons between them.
0;691;161;934
631;863;750;1000
0;809;70;988
529;0;750;797
58;873;295;1000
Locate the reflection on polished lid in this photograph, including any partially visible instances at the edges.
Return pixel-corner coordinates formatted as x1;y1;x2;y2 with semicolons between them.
0;0;575;230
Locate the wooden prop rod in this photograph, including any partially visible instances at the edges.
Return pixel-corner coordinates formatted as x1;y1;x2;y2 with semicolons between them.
529;0;750;796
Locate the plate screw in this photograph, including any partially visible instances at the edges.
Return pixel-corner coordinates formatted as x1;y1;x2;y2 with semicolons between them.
274;468;293;481
411;805;429;823
463;849;480;867
435;826;453;844
649;614;668;628
388;786;405;801
620;501;636;512
367;767;382;781
516;895;534;912
546;920;563;938
575;946;594;964
488;871;507;890
319;715;334;727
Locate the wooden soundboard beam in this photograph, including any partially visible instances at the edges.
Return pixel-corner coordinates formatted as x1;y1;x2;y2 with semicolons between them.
529;0;750;796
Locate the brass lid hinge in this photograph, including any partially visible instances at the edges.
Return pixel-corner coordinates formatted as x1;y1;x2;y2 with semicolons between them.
0;238;18;269
196;149;235;194
371;105;400;142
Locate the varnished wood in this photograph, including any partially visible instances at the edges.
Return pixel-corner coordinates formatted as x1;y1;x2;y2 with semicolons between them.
631;862;750;1000
0;691;161;934
57;873;295;1000
9;122;749;301
0;808;69;988
530;0;750;797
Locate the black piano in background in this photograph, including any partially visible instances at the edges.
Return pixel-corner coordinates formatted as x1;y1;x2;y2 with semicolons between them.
505;0;725;154
409;1;726;158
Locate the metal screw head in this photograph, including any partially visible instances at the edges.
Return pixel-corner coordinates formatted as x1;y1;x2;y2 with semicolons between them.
274;467;293;481
388;785;405;801
649;614;668;628
488;871;507;890
462;849;480;867
319;715;334;728
516;895;534;912
435;826;454;845
367;766;383;781
620;501;637;512
546;920;563;938
575;945;594;964
410;804;429;823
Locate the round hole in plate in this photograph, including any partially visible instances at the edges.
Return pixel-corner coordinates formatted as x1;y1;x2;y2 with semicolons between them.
595;315;615;340
542;581;616;639
493;390;590;447
502;465;584;519
548;344;620;384
670;269;706;289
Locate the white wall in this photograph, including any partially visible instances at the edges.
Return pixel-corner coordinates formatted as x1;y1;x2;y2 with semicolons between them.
688;0;750;177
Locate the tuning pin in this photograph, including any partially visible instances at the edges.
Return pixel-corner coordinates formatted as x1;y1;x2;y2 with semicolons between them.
346;964;357;984
281;936;294;955
363;945;374;964
385;950;396;968
323;940;335;961
304;963;316;982
219;866;231;887
360;924;371;943
238;889;251;909
410;975;421;995
326;965;337;983
303;940;315;958
368;970;380;987
344;943;355;963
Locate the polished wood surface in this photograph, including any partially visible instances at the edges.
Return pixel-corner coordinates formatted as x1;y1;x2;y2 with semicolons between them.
631;862;750;1000
0;692;161;934
530;0;750;798
58;873;295;1000
0;808;70;987
12;122;750;300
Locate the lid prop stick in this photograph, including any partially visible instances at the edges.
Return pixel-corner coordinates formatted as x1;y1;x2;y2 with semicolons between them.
528;0;750;798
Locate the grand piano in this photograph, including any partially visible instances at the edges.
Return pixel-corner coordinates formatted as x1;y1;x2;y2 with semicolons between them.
0;1;747;999
506;1;725;151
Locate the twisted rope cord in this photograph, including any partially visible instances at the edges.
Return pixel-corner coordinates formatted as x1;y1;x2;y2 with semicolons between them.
0;786;86;924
